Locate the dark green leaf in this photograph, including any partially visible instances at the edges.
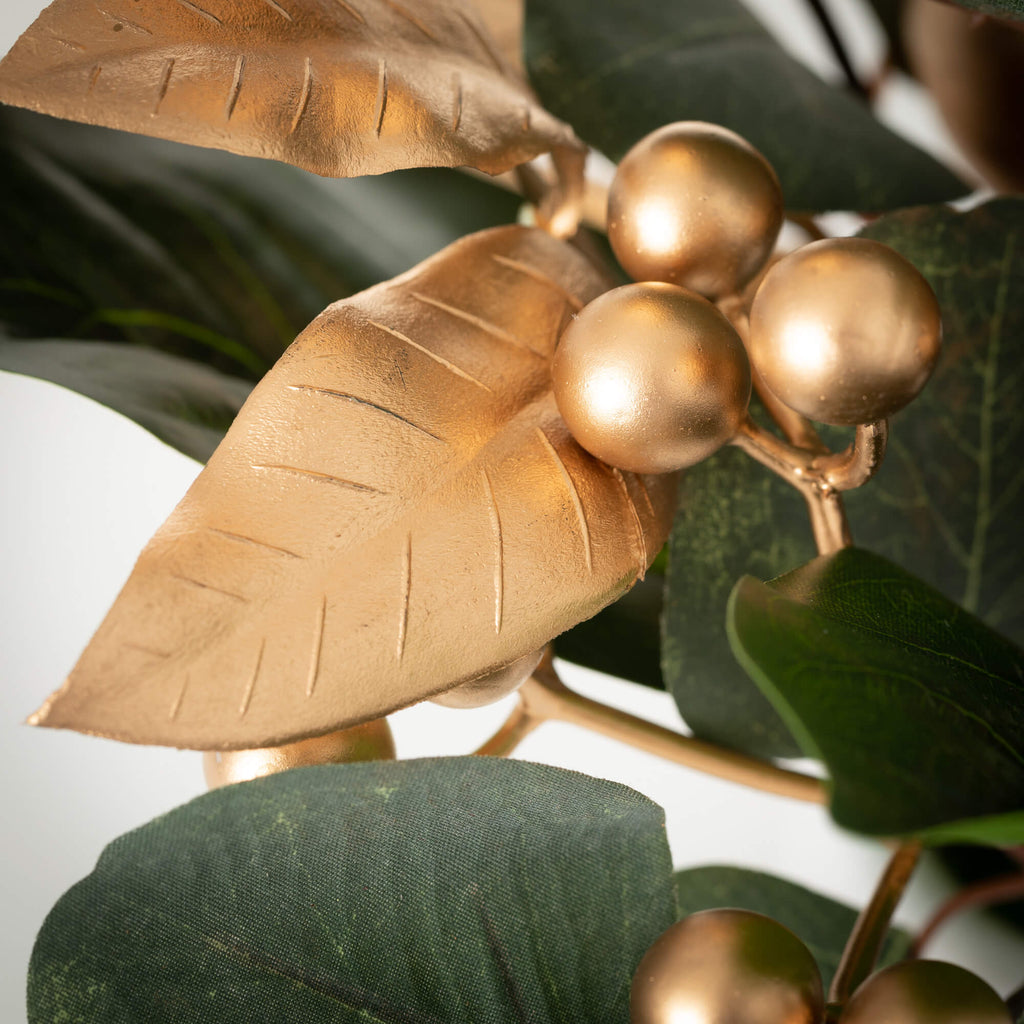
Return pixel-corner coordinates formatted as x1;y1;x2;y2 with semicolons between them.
661;438;815;758
0;338;252;462
1;106;521;442
944;0;1024;20
850;199;1024;649
29;758;675;1024
673;866;911;988
727;547;1024;842
556;572;665;689
524;0;966;212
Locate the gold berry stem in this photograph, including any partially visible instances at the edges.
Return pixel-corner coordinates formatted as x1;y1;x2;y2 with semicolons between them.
814;420;888;492
730;416;853;555
474;654;827;805
827;841;923;1017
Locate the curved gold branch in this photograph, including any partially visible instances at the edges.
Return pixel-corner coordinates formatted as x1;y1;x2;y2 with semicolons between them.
814;420;889;492
475;656;827;806
827;841;923;1015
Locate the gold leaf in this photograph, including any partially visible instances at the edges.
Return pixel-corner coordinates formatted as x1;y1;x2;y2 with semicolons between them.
0;0;578;178
472;0;524;80
31;227;677;750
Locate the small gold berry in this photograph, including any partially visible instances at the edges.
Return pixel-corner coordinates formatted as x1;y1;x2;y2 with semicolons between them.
630;909;824;1024
430;648;543;709
608;122;784;300
838;960;1012;1024
552;282;751;475
203;718;396;788
748;237;942;426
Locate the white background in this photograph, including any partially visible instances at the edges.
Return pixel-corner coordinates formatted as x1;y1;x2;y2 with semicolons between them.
1;1;1021;1022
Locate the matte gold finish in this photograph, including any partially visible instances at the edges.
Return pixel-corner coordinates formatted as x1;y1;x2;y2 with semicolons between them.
430;647;542;708
748;238;942;426
608;122;784;300
552;283;751;474
630;909;824;1024
838;961;1012;1024
203;717;396;789
0;0;581;181
475;654;827;805
29;226;676;750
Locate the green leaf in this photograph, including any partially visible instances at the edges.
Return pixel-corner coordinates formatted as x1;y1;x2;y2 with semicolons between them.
727;547;1024;842
944;1;1024;20
556;572;665;689
524;0;966;212
665;198;1024;759
0;338;252;462
661;438;815;758
1;106;522;449
29;758;675;1024
673;866;911;988
849;199;1024;649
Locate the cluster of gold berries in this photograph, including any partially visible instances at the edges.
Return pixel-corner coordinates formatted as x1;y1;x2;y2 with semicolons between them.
631;909;1011;1024
552;123;943;475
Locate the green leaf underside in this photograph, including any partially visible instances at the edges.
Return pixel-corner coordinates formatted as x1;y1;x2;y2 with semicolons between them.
28;758;675;1024
673;866;911;988
1;107;521;455
0;339;253;463
524;0;965;212
852;199;1024;649
662;435;816;758
727;548;1024;841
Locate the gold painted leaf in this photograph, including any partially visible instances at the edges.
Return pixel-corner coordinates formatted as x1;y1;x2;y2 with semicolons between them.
0;0;578;178
32;226;676;750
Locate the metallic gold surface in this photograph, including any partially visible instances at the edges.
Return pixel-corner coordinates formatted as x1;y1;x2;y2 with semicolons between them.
30;226;676;750
630;909;824;1024
553;282;751;474
203;717;396;789
748;238;942;426
608;122;784;300
838;961;1012;1024
430;647;542;708
0;0;580;180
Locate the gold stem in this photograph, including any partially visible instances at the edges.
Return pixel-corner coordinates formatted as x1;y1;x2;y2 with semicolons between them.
731;417;854;556
474;658;826;805
827;842;923;1014
815;420;889;492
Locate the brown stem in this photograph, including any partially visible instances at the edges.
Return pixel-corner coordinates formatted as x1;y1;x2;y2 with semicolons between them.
474;657;826;805
827;842;923;1015
910;872;1024;956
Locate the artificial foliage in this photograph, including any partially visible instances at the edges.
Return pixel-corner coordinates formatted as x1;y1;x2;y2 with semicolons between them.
3;0;1024;1021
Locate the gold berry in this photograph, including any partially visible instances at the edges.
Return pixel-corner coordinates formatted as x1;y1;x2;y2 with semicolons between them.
552;282;751;475
630;909;824;1024
838;960;1012;1024
608;121;784;300
748;237;942;426
430;648;543;709
203;718;396;789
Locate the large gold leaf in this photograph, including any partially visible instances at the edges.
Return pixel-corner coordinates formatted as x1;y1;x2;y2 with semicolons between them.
31;227;676;750
0;0;578;178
